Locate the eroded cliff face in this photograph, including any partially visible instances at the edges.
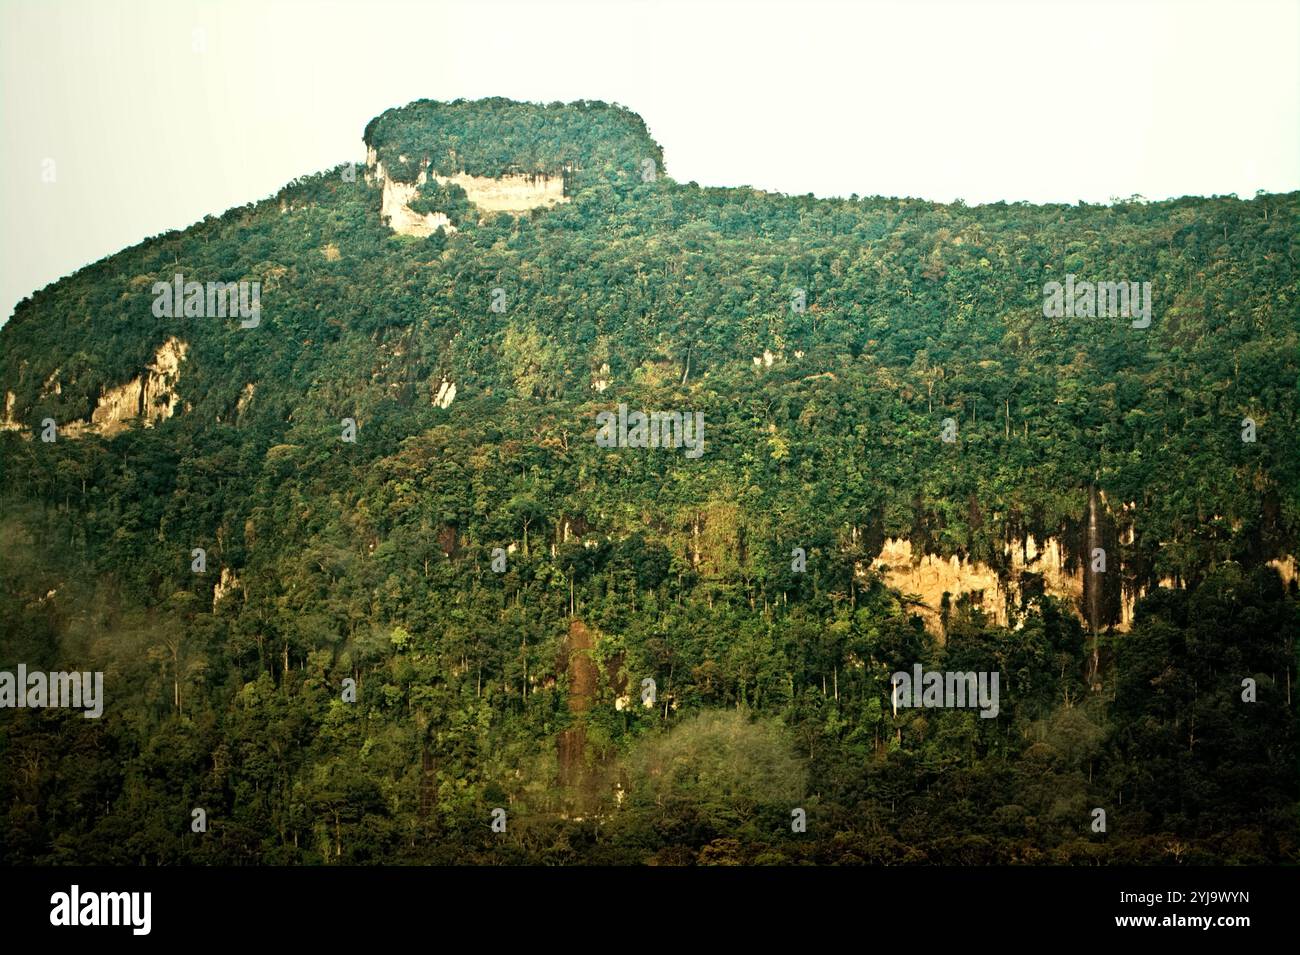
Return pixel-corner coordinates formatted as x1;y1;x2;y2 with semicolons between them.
2;338;188;438
433;378;457;409
213;567;242;610
869;535;1295;637
236;382;255;420
1268;556;1298;588
869;535;1083;634
89;337;188;436
372;157;455;237
1;391;20;431
432;170;566;213
366;147;567;237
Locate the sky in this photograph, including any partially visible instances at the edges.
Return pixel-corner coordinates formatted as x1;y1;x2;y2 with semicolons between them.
2;0;1298;324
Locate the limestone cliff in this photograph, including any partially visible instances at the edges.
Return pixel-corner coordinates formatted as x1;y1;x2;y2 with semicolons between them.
366;146;567;237
869;535;1082;634
2;338;187;438
0;391;20;431
870;534;1294;637
89;337;188;436
432;169;566;213
368;151;456;237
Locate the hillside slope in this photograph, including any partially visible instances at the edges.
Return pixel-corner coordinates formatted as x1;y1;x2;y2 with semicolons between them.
1;98;1297;865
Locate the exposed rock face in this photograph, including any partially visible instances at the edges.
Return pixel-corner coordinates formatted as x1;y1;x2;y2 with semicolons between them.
871;537;1020;633
4;340;186;439
871;535;1296;637
1268;556;1298;588
433;378;457;409
90;379;140;434
90;337;188;436
372;158;455;237
236;382;255;419
213;567;242;610
366;147;567;237
431;170;566;213
1;391;20;431
870;535;1089;635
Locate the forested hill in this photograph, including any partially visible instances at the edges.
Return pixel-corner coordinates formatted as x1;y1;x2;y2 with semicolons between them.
1;99;1297;865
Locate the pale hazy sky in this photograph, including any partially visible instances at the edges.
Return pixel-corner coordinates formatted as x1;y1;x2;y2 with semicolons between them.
2;0;1297;324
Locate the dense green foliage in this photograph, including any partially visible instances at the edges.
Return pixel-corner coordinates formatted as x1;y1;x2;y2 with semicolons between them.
364;97;663;183
1;99;1297;864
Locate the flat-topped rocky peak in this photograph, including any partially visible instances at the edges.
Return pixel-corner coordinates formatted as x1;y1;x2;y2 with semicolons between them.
362;97;663;236
362;97;662;184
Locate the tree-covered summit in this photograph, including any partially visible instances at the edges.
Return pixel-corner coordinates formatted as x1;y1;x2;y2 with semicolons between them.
363;97;664;183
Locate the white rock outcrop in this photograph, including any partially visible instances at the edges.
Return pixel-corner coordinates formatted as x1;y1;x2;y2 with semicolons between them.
431;170;566;213
1;391;20;431
869;534;1300;637
372;158;455;238
869;535;1087;635
1268;555;1298;588
88;337;189;437
366;147;568;237
214;567;242;609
